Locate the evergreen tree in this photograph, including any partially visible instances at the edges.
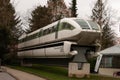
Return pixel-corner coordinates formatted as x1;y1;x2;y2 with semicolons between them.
91;0;105;28
91;0;115;50
30;6;52;32
102;20;115;49
71;0;77;17
0;0;20;59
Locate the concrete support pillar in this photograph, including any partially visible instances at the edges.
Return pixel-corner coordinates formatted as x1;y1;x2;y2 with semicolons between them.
68;62;90;78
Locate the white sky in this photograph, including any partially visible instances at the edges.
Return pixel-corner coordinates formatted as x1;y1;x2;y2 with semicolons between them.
11;0;95;18
11;0;120;37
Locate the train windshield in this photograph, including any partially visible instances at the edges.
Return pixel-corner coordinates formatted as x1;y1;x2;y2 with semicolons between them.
87;20;99;30
74;19;90;29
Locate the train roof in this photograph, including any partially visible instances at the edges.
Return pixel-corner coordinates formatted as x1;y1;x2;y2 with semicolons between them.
19;18;99;40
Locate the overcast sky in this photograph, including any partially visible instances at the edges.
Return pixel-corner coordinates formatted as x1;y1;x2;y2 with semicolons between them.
11;0;95;18
11;0;120;37
11;0;120;17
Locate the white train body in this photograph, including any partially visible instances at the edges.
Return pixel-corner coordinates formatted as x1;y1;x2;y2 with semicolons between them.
18;41;78;58
18;18;101;58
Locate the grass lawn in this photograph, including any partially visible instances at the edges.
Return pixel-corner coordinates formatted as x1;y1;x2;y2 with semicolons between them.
8;64;120;80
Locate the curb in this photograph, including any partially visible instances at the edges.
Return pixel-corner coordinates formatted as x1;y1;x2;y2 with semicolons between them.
7;72;19;80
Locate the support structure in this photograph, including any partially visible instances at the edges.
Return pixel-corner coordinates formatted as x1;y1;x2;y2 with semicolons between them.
68;62;90;78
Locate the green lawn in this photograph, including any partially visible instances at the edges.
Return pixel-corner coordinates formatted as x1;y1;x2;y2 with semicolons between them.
8;64;120;80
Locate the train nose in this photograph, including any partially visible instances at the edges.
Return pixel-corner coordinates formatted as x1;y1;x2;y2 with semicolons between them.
77;31;101;45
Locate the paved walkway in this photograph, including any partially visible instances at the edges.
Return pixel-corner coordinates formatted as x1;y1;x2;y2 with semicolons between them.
2;66;46;80
0;72;16;80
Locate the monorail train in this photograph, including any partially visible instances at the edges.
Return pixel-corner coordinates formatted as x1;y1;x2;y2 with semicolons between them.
18;18;101;59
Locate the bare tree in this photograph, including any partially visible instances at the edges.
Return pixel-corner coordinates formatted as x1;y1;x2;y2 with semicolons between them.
47;0;71;22
91;0;116;50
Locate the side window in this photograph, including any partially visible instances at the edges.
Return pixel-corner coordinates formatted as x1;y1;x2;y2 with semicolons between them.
74;19;90;29
19;39;22;43
53;25;57;32
34;33;39;38
43;29;49;35
30;35;32;40
49;27;54;33
31;35;34;39
47;28;50;34
58;22;66;30
39;30;43;37
46;29;49;35
49;28;52;33
62;23;67;29
51;27;54;33
26;36;28;41
22;38;25;42
18;40;20;43
43;29;46;35
51;26;57;33
58;23;62;31
28;36;31;40
28;33;39;40
66;23;75;30
87;20;99;30
58;22;75;30
31;34;34;39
